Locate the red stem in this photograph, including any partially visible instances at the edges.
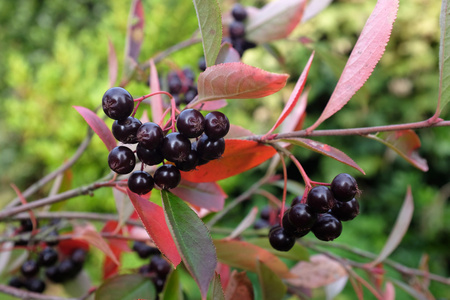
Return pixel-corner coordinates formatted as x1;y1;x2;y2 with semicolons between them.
132;91;173;118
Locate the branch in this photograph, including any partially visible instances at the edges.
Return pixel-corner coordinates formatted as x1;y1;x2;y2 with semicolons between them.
0;284;78;300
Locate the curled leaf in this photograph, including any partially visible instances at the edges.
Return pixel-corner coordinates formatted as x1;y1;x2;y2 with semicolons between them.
216;43;241;64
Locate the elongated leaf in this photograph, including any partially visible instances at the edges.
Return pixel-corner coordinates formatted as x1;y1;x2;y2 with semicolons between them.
279;88;308;134
225;271;254;300
108;39;118;88
216;43;241;64
192;99;228;111
282;138;365;174
384;282;396;300
439;0;450;115
225;125;254;139
162;269;182;300
256;260;287;300
247;238;309;261
307;0;399;132
180;139;276;183
113;187;135;229
101;221;130;280
197;63;288;102
302;0;333;22
266;52;314;135
123;0;145;80
149;59;164;124
246;0;307;43
172;180;226;212
127;190;181;266
214;239;292;278
162;190;217;299
73;106;116;151
366;130;428;171
95;274;156;300
211;273;226;300
193;0;222;67
370;187;414;266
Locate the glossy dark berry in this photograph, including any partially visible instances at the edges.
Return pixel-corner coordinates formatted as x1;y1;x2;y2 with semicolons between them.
112;116;142;144
136;122;164;150
229;21;246;39
175;150;199;172
45;229;59;247
282;210;309;238
58;258;79;280
71;249;87;266
21;260;39;278
136;143;164;166
312;213;342;241
24;278;46;293
45;266;63;283
108;146;136;174
196;135;225;161
288;203;317;231
260;206;271;221
177;109;205;138
138;264;151;276
231;3;248;21
149;256;171;279
8;277;24;288
154;165;181;190
307;186;335;213
291;195;302;207
168;72;183;94
161;132;191;163
331;198;360;221
184;86;198;104
204;111;230;139
20;219;36;232
38;247;59;267
198;57;207;71
331;173;358;202
133;241;161;259
268;226;295;252
102;87;134;120
128;171;154;195
152;277;165;293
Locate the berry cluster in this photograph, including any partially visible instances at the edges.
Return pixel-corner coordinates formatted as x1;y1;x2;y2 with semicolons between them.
102;87;230;193
269;173;360;251
224;4;256;57
166;68;198;106
132;241;171;294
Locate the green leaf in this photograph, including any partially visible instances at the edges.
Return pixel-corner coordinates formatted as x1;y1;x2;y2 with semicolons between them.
211;273;226;300
162;269;183;300
439;0;450;115
192;0;222;67
256;260;287;300
95;274;156;300
161;190;217;299
247;238;309;261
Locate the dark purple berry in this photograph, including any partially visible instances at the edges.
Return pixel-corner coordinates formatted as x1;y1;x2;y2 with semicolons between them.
154;165;181;190
20;219;36;232
58;258;79;280
196;135;225;161
45;266;63;283
182;67;196;84
288;203;317;231
138;264;151;276
38;247;59;267
133;241;161;259
152;277;165;293
331;173;358;202
8;277;24;288
198;57;207;71
161;132;191;163
312;213;342;241
268;226;295;252
112;116;142;144
71;248;87;266
24;278;46;293
176;109;205;138
108;146;136;174
21;260;39;278
149;256;171;279
260;206;271;221
331;198;360;221
136;122;164;150
204;111;230;139
229;21;246;39
167;72;182;94
253;219;269;229
307;186;335;213
102;87;134;120
282;210;310;238
128;171;154;195
184;86;198;104
291;196;302;207
231;3;248;21
136;143;164;166
175;150;199;172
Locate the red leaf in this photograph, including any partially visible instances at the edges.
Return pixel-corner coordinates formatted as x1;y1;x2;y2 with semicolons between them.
101;221;130;280
367;130;428;171
215;43;241;64
122;0;145;80
216;263;231;290
192;99;228;111
127;190;181;266
282;137;365;174
108;39;118;88
307;0;399;132
58;238;89;256
266;52;314;136
225;125;254;139
171;180;227;212
280;88;309;134
73;106;116;151
149;59;164;124
196;62;288;102
180;139;276;183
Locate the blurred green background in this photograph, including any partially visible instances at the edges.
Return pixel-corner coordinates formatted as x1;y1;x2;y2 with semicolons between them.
0;0;448;298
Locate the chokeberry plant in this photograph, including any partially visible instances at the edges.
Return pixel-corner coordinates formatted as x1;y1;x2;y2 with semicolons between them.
1;0;449;299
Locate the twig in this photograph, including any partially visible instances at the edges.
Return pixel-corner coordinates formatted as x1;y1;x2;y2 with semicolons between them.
0;284;78;300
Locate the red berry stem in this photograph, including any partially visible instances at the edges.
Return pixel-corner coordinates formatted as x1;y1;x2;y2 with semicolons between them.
288;154;312;191
278;154;288;227
169;96;178;132
158;107;171;128
132;91;174;118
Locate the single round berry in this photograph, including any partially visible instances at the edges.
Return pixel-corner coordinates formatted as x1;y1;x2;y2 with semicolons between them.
8;277;24;288
161;132;191;163
71;248;87;266
136;122;164;150
24;278;46;293
231;3;248;21
331;198;360;221
138;264;151;276
282;210;310;238
184;86;198;104
58;258;79;280
102;87;134;120
312;213;342;241
132;241;161;259
20;218;35;232
152;277;165;293
268;226;295;252
128;171;154;195
291;195;302;207
45;229;59;247
108;146;136;174
229;21;246;39
307;186;335;213
196;135;225;161
198;57;207;71
260;206;271;221
21;260;39;278
112;116;142;144
204;111;230;139
136;143;164;166
149;256;171;279
175;150;199;172
168;72;183;94
176;109;205;138
45;266;63;283
38;247;59;267
288;203;317;231
182;67;196;84
253;219;270;229
154;165;181;190
331;173;358;202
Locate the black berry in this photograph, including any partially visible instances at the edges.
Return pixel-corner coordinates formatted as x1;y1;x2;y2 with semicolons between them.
231;3;248;21
102;87;134;120
58;258;79;280
184;86;198;104
154;165;181;190
196;135;225;161
136;122;164;150
175;150;199;172
8;277;24;288
268;226;295;251
21;260;39;278
176;109;205;138
229;21;246;39
253;219;269;229
198;57;207;71
71;248;87;266
24;278;46;293
331;173;358;202
291;195;302;207
45;266;63;283
108;146;136;174
282;210;309;238
152;277;165;293
312;213;342;241
331;198;360;221
307;186;335;213
204;111;230;139
288;203;317;231
132;241;161;259
128;171;154;195
161;132;191;163
136;143;164;166
112;116;142;144
20;219;36;232
167;72;183;94
149;256;171;279
38;247;59;267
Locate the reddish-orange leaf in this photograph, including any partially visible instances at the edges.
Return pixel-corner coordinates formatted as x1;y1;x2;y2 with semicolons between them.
101;221;130;280
127;190;181;266
224;271;254;300
171;180;227;212
58;238;89;256
181;139;276;183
